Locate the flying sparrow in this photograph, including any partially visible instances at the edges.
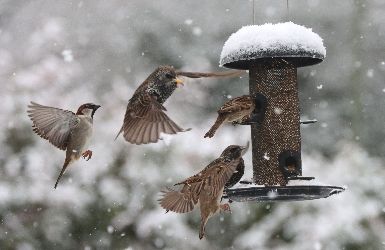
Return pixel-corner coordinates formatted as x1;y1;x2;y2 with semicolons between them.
115;65;242;145
204;95;255;138
158;143;248;239
27;102;101;189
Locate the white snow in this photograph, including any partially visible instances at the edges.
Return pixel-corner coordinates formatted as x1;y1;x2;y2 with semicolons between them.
273;107;283;115
192;27;202;36
220;22;326;66
263;152;270;160
184;19;193;25
107;225;114;234
366;69;374;78
61;49;73;62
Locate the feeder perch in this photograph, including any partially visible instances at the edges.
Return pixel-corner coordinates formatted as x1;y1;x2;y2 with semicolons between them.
220;22;345;202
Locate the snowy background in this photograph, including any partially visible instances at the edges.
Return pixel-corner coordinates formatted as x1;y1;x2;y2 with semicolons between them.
1;0;385;249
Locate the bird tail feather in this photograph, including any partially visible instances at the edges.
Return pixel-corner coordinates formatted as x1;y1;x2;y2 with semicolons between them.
114;127;123;141
199;217;209;240
204;115;226;138
54;158;71;189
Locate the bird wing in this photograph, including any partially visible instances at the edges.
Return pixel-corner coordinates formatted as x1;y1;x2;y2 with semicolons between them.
158;160;220;213
200;159;240;197
27;102;80;150
176;70;243;78
117;92;189;145
218;95;254;114
174;158;221;186
159;159;239;213
158;182;203;214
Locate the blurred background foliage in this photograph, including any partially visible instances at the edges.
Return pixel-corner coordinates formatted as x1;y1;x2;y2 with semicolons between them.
0;0;385;249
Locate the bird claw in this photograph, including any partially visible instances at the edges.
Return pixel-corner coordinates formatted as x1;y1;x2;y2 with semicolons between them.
220;203;231;214
82;150;92;161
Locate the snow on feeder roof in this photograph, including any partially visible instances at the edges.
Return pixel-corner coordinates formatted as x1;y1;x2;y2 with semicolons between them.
220;22;326;69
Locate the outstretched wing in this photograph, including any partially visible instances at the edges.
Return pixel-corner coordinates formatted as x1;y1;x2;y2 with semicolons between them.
200;160;240;197
174;158;222;186
27;102;79;150
158;182;203;213
116;92;189;145
159;158;239;213
219;95;254;114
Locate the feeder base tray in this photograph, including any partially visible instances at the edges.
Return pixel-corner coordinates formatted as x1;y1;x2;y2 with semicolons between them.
225;185;345;202
287;176;315;181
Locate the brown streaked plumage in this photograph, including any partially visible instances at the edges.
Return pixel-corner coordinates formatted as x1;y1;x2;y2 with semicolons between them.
225;157;245;189
27;102;100;189
115;65;243;145
158;144;248;239
204;95;255;138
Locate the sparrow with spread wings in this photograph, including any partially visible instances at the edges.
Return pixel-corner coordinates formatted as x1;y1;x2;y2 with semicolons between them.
27;102;100;189
158;143;248;239
204;95;255;138
115;65;242;145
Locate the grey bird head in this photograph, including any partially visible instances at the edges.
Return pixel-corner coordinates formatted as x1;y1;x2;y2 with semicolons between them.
76;103;101;118
147;65;184;104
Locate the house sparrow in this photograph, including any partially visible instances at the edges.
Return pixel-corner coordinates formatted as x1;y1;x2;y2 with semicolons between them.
158;144;248;239
225;157;245;189
27;102;101;189
115;65;242;145
204;95;255;138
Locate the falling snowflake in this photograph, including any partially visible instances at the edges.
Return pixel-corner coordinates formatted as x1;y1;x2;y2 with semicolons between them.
184;19;193;25
366;69;374;78
267;190;277;198
107;225;114;234
61;49;73;62
274;107;282;115
192;27;202;36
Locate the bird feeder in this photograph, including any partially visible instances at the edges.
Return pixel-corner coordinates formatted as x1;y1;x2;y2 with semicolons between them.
220;22;344;202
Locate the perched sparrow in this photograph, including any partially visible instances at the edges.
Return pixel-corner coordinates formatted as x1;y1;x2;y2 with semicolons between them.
204;95;255;138
159;144;248;239
225;157;245;189
115;65;242;145
27;102;101;189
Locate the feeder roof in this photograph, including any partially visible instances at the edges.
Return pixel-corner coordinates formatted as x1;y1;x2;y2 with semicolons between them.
220;22;326;69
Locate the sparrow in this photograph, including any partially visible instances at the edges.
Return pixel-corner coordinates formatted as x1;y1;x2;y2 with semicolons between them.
204;95;255;138
225;157;245;189
27;102;101;189
158;143;248;239
115;65;242;145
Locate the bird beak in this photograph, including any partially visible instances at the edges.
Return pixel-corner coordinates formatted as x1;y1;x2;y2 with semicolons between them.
174;77;184;87
240;141;250;156
94;105;101;110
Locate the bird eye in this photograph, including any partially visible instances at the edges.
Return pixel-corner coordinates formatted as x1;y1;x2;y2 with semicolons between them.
165;73;173;79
